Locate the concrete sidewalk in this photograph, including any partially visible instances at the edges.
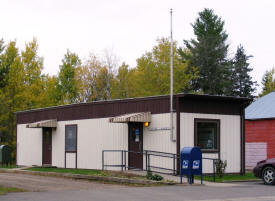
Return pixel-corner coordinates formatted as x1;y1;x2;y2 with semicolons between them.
126;170;242;187
0;167;242;187
0;168;175;185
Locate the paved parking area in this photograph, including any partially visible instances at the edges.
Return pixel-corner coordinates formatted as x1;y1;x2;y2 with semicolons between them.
1;173;275;201
0;172;119;192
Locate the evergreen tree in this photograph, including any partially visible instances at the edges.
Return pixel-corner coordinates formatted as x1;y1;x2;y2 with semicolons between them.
231;45;256;98
180;8;231;95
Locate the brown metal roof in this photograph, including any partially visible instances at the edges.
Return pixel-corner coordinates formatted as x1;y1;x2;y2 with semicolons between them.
15;93;251;115
16;93;251;125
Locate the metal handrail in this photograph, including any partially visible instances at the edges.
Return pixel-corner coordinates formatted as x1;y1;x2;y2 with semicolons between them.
102;149;219;180
102;149;179;175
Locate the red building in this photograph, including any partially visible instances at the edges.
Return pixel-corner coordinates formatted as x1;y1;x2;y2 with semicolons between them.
245;92;275;169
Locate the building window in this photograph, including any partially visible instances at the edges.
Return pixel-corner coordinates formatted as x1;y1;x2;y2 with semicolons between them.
65;125;77;152
194;119;220;152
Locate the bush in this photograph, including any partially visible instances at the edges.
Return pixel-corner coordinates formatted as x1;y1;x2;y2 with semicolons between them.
146;170;163;181
215;159;227;178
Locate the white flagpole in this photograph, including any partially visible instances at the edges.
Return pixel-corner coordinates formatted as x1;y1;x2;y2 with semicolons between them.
170;9;174;141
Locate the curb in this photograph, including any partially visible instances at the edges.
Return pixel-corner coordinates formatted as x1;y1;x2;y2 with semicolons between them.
221;179;261;183
0;169;176;186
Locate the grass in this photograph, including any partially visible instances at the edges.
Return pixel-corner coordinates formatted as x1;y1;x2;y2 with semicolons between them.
24;167;170;186
0;185;25;195
0;164;18;169
194;172;258;182
25;167;147;180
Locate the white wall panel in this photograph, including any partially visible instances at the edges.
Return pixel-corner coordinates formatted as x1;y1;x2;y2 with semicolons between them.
65;153;76;168
17;118;128;170
17;112;241;173
202;153;219;174
17;124;42;166
55;118;128;170
143;113;176;172
52;126;64;167
180;113;241;173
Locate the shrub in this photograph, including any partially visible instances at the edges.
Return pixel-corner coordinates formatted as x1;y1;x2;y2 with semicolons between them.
215;159;227;178
146;170;163;181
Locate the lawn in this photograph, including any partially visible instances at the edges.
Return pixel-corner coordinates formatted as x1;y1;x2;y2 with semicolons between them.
25;167;147;180
0;185;25;195
0;165;18;169
195;172;259;182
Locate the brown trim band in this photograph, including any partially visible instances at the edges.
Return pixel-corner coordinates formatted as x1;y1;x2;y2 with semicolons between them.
16;94;251;125
17;97;170;124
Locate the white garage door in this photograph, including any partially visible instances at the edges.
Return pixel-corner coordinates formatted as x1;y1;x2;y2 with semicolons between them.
245;142;267;169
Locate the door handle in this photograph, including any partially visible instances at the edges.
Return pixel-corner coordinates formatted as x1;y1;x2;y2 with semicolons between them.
139;143;141;152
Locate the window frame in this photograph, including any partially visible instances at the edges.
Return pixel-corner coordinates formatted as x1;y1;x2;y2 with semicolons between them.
194;118;220;153
65;124;77;153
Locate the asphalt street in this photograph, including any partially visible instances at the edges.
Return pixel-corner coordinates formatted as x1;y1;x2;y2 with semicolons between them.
1;173;275;201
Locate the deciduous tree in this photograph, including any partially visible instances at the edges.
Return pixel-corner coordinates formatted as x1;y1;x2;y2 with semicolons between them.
111;62;138;99
58;50;81;104
135;38;197;97
21;38;45;108
0;41;25;150
260;68;275;97
75;54;102;102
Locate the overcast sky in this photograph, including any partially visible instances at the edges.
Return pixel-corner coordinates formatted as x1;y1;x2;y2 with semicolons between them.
1;0;275;93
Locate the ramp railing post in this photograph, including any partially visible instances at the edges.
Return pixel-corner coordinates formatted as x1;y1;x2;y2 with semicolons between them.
173;154;176;175
102;150;104;170
145;150;148;171
121;150;124;171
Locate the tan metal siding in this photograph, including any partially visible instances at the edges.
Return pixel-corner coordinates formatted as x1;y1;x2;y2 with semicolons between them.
143;113;176;172
54;118;128;170
180;113;241;173
65;153;76;168
17;124;42;166
52;124;65;167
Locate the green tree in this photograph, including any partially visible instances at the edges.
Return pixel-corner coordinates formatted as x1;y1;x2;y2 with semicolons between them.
75;54;102;102
135;38;197;97
0;41;25;150
0;39;7;88
260;68;275;97
95;66;113;100
230;45;256;98
180;8;230;95
42;74;60;106
21;38;45;108
58;50;81;104
111;62;137;99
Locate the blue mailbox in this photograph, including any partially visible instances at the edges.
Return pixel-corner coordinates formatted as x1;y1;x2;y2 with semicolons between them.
180;147;202;184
